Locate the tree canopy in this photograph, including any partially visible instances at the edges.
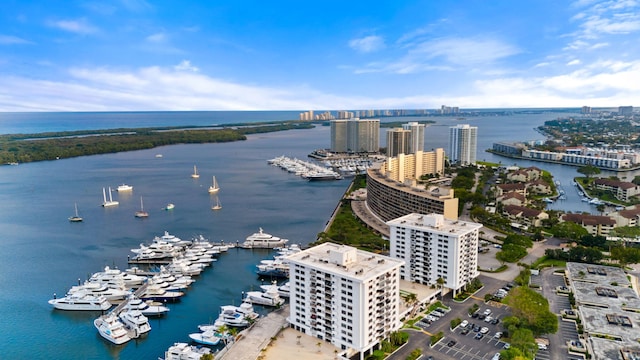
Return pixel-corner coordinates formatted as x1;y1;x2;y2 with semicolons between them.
504;287;558;336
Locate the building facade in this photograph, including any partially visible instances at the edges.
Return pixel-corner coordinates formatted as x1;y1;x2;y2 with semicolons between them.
384;149;445;183
402;122;425;155
366;164;459;222
449;124;477;165
331;118;380;153
386;128;411;157
387;213;481;296
286;243;404;360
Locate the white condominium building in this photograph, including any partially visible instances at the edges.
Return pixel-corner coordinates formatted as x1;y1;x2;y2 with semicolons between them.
286;242;404;360
449;124;477;165
387;213;481;296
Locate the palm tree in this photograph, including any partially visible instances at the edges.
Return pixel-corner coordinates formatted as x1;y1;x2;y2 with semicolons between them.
404;293;419;317
436;277;445;300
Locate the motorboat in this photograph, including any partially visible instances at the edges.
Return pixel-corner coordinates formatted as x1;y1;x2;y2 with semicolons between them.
66;281;130;302
589;197;604;205
256;262;289;279
188;329;223;346
260;281;290;298
89;266;146;288
123;295;170;317
94;313;131;345
117;184;133;192
220;302;259;322
139;283;184;303
48;291;112;311
242;228;288;249
165;203;175;210
101;187;119;207
217;307;252;327
197;319;227;332
118;308;151;337
244;286;285;307
163;342;211;360
542;197;553;203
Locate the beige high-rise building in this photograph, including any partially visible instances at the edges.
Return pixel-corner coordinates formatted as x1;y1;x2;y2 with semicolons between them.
330;118;380;153
384;148;445;183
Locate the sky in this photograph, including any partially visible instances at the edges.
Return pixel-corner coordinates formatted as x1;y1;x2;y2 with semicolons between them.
0;0;639;111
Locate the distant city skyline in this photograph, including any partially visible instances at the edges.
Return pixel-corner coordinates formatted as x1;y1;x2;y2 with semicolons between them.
0;1;639;111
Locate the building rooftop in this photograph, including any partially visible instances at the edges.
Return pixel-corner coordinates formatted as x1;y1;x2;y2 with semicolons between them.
386;213;482;235
286;242;404;280
368;164;454;200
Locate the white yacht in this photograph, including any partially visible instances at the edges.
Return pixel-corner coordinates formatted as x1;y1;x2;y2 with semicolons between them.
123;295;170;317
48;291;112;311
208;176;219;194
217;307;251;327
188;328;223;346
89;266;146;288
94;313;131;345
66;281;130;302
163;342;211;360
118;308;151;337
241;228;289;249
244;286;285;307
260;281;290;298
117;184;133;192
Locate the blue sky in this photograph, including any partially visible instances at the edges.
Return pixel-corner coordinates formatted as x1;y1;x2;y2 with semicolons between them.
0;0;638;111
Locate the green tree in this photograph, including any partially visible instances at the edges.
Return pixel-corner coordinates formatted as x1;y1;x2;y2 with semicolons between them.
577;164;601;178
550;221;589;240
504;287;558;336
611;246;640;266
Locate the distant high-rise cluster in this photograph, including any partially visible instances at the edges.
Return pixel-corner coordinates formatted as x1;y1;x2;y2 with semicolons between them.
330;118;380;153
299;111;335;121
619;106;634;117
439;105;460;115
581;106;592;114
449;124;477;165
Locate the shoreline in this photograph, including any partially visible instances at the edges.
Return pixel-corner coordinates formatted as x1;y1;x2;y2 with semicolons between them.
486;149;640;173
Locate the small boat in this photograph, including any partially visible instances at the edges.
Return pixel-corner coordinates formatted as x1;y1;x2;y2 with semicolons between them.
117;184;133;192
260;280;290;298
542;198;554;203
191;165;200;179
165;203;175;210
124;295;170;317
208;176;219;194
94;313;131;345
155;154;163;158
118;308;151;337
581;197;590;202
211;197;222;211
244;285;285;307
163;342;211;360
69;203;83;222
135;197;149;218
102;187;119;207
188;329;223;346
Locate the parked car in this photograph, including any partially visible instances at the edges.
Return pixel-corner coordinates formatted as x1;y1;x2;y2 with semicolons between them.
447;340;457;347
492;353;501;360
474;333;484;340
483;309;492;316
461;328;470;335
494;332;503;339
481;327;489;334
491;318;500;325
484;316;493;323
460;320;469;328
537;343;548;350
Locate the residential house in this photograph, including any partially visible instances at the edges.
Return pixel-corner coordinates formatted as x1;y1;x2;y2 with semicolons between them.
495;183;526;197
497;192;526;206
503;205;549;228
593;178;640;202
561;213;617;236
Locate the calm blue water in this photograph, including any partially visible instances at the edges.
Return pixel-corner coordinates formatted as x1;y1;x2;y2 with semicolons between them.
0;110;625;359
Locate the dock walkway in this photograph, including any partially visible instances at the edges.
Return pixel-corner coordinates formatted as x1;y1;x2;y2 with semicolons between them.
109;282;149;315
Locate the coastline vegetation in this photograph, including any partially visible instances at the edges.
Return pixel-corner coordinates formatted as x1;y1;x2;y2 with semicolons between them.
0;122;313;164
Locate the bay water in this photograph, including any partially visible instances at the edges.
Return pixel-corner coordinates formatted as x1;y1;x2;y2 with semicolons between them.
0;110;622;359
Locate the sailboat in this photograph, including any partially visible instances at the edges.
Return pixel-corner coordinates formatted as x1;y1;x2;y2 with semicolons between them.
135;197;149;218
211;197;222;211
102;187;119;207
69;203;83;222
191;165;200;179
208;176;219;194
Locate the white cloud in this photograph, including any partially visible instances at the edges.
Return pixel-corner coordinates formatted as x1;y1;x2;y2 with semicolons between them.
0;35;32;45
348;35;385;53
174;60;199;72
47;19;99;35
567;59;582;65
411;37;520;66
534;62;552;68
146;32;166;43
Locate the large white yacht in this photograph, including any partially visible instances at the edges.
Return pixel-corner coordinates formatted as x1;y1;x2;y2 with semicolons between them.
89;266;146;288
117;184;133;192
118;308;151;337
241;228;289;249
48;291;112;311
94;313;131;345
188;328;223;346
244;285;285;307
66;281;130;302
260;281;290;298
163;342;211;360
123;295;170;317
